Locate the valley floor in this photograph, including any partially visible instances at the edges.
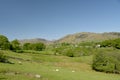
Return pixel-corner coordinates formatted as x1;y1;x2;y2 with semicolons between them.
0;50;120;80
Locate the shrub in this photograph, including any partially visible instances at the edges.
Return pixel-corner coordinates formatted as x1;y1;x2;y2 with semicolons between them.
92;51;120;74
52;42;95;57
100;38;120;49
65;48;74;57
0;51;8;63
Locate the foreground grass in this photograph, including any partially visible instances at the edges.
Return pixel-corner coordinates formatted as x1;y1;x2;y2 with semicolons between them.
0;50;120;80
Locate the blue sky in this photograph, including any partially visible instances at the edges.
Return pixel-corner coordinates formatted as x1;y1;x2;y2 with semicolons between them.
0;0;120;40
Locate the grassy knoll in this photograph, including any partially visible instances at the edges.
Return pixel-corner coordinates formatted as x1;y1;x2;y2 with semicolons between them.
0;50;120;80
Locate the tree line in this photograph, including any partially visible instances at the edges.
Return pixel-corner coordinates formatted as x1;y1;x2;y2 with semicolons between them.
100;38;120;49
0;35;46;51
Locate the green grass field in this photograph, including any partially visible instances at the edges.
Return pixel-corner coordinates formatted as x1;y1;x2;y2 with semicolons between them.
0;50;120;80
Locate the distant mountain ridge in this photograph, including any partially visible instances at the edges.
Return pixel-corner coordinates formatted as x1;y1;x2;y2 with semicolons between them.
19;38;51;44
55;32;120;43
19;32;120;44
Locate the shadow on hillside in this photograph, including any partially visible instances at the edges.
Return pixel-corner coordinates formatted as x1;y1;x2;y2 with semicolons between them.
0;60;15;64
0;78;6;80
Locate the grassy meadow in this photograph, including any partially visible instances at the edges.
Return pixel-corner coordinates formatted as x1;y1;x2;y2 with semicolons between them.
0;50;120;80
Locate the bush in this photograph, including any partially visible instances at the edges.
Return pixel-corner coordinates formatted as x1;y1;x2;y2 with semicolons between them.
53;43;94;57
65;48;74;57
92;51;120;74
0;51;8;63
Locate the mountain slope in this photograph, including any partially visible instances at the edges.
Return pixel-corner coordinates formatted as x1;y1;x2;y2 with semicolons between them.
55;32;120;43
19;32;120;44
19;38;51;44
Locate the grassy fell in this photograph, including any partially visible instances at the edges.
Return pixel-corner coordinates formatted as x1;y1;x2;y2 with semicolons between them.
0;50;120;80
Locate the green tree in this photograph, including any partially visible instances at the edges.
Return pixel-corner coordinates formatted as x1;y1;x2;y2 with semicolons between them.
23;42;46;51
11;39;21;50
0;35;10;50
23;43;31;50
32;43;46;51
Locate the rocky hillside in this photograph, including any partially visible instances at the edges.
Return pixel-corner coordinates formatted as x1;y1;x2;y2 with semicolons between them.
55;32;120;43
19;32;120;44
19;38;51;44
